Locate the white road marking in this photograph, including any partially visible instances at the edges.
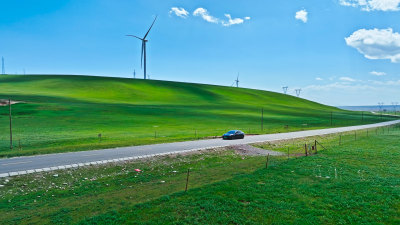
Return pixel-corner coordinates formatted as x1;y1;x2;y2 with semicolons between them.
1;161;32;166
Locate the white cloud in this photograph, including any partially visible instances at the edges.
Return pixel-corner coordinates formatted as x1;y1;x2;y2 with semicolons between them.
193;8;219;23
370;71;386;76
295;9;308;23
222;14;244;27
169;7;189;18
305;82;375;91
339;0;400;11
193;8;250;27
316;77;323;81
345;28;400;63
339;77;356;82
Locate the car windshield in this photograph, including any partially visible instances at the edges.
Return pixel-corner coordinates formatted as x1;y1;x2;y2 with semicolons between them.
226;130;236;134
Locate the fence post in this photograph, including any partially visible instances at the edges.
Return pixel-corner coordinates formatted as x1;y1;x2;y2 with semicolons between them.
261;108;264;132
339;135;341;146
185;169;190;192
266;153;270;169
305;144;308;156
9;99;13;150
315;140;317;154
287;147;289;160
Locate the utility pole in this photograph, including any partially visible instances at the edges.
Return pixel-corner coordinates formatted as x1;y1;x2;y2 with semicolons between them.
9;99;13;149
261;107;264;131
1;57;5;75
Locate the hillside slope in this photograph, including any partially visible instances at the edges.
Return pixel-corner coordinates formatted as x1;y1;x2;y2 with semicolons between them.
0;75;391;157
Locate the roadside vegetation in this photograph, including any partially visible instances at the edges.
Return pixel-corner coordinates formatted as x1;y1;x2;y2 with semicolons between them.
0;75;395;157
1;125;399;224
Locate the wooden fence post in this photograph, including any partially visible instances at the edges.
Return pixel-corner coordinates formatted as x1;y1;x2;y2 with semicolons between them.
315;140;317;154
305;144;308;156
266;154;270;169
185;169;190;192
287;147;289;160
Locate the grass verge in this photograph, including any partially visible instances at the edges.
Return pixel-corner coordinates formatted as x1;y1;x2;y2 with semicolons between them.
1;125;399;224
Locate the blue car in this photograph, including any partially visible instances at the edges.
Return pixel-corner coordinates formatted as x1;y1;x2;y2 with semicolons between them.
222;130;245;140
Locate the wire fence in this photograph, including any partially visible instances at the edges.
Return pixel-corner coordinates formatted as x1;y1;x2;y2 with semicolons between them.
0;103;398;153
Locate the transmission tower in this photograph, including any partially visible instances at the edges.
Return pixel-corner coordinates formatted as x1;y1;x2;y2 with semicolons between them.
282;86;288;94
378;102;384;112
295;89;301;97
392;102;398;114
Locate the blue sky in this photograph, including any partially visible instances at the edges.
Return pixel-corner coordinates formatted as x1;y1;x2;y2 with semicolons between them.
1;0;400;106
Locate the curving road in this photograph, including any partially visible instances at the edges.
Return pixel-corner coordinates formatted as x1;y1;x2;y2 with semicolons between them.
1;120;399;177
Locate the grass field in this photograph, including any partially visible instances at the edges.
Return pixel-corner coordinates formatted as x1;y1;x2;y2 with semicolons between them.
0;125;399;224
0;75;395;157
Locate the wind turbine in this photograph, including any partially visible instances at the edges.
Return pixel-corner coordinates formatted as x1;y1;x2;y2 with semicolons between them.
126;16;157;80
235;73;239;87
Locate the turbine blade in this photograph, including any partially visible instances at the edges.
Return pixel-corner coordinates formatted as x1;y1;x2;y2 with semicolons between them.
143;15;158;39
126;35;144;40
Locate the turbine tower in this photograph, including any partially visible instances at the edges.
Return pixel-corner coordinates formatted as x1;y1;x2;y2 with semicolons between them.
1;57;5;75
126;16;157;80
282;86;288;94
295;89;301;97
133;69;136;78
235;73;239;87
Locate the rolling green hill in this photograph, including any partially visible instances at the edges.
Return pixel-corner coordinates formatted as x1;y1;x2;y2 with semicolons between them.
0;75;393;157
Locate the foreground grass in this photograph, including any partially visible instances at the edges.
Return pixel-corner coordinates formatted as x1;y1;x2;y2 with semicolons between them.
0;75;394;157
1;125;399;224
83;126;400;224
0;149;268;224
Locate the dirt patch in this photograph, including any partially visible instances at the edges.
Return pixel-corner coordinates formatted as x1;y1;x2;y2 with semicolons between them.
227;144;283;156
0;99;21;106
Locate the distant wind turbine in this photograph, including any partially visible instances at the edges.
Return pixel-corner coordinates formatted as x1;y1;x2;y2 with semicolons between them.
235;73;239;88
126;16;157;80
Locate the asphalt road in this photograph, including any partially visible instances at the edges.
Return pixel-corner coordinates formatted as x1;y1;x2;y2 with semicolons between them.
1;120;399;176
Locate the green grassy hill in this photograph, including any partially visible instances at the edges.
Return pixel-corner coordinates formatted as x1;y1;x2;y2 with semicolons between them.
0;75;392;157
